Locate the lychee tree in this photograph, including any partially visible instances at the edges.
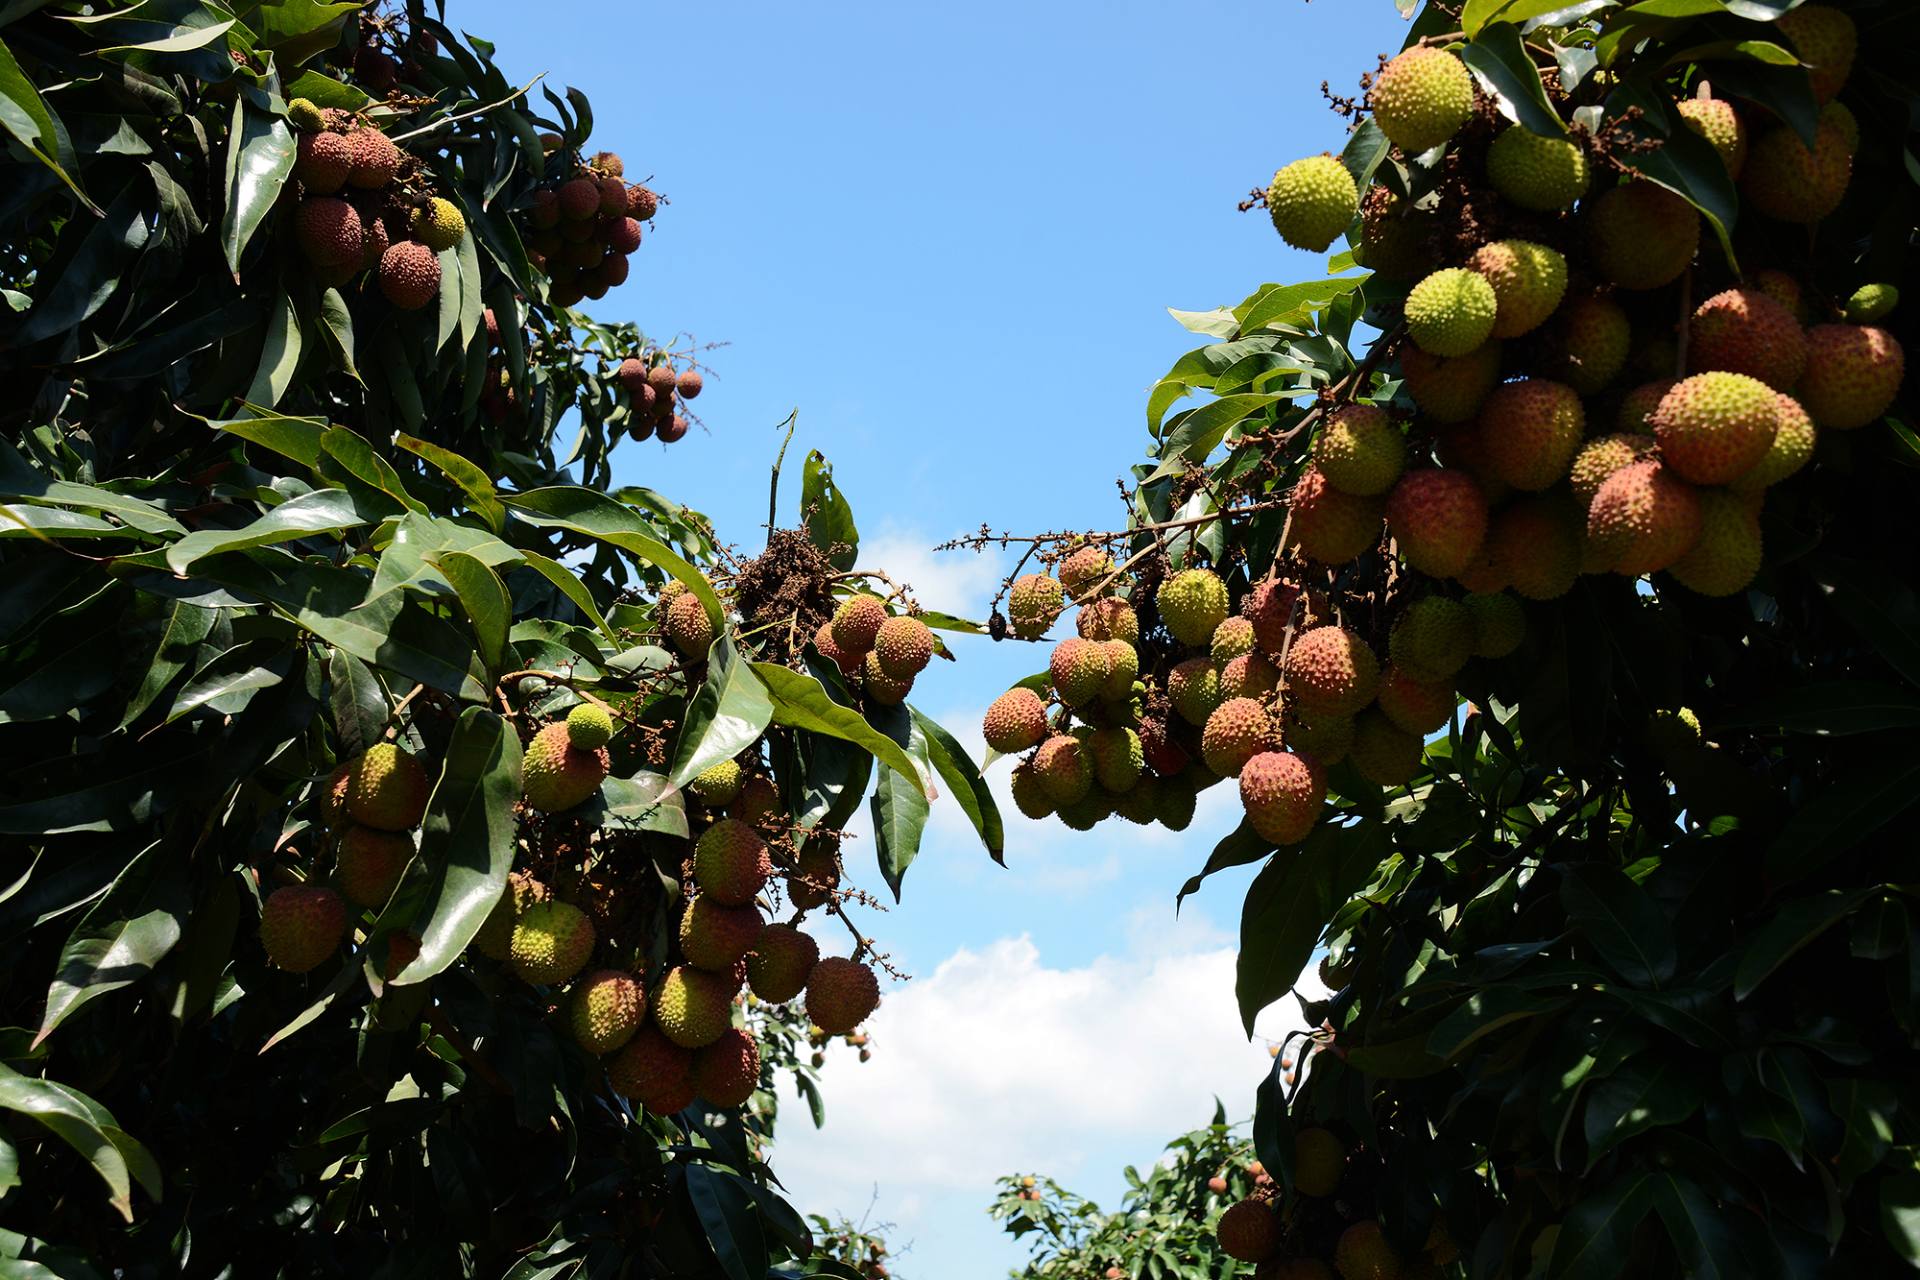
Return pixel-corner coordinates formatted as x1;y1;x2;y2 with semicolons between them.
966;0;1918;1274
0;3;996;1275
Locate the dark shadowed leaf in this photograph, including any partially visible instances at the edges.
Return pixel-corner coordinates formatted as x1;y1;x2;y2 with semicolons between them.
1561;864;1675;988
669;635;773;789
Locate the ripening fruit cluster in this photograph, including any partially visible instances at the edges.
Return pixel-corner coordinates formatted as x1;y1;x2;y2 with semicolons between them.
1263;10;1902;609
812;594;939;708
521;148;657;309
985;554;1520;849
286;98;462;310
614;354;705;445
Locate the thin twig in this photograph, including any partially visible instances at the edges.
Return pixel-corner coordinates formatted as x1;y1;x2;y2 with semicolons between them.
388;74;546;144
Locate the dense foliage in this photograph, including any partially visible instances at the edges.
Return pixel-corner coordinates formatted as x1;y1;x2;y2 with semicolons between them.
0;3;996;1276
971;0;1919;1275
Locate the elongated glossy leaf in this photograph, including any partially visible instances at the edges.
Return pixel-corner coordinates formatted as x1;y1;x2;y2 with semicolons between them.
669;636;773;789
1734;887;1875;1000
598;772;688;838
685;1164;767;1280
392;708;522;984
1717;681;1920;736
119;600;217;727
318;426;424;514
800;450;858;569
504;487;723;626
220;94;293;276
1461;23;1566;136
912;706;1003;863
1236;823;1389;1034
1583;1058;1702;1169
164;489;366;572
0;1064;156;1221
1766;751;1920;883
753;663;922;794
0;34;91;207
518;549;618;648
396;432;505;533
1148;394;1290;480
1562;864;1675;988
16;185;151;345
435;551;511;680
34;840;184;1045
207;411;327;466
0;438;185;535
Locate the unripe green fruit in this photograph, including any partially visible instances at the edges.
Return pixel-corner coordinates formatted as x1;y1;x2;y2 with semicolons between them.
687;759;745;807
1099;640;1139;701
1293;1127;1346;1197
1405;268;1499;357
566;701;614;750
1334;1221;1402;1280
1548;295;1631;395
693;818;772;906
1774;4;1856;102
1058;544;1114;596
1156;569;1230;647
1400;340;1501;423
1267;155;1360;252
1668;490;1763;598
664;591;715;658
1486;126;1590;210
1076;597;1139;645
1729;393;1814;494
510;901;596;985
1033;734;1092;805
1371;47;1473;154
1376;666;1455;736
474;871;549;960
1283;709;1353;766
654;965;736;1049
1463;592;1525;658
410;196;466;251
1167;656;1223;726
1470;239;1567;340
1742;120;1851;224
1210;617;1256;667
1313;405;1405;497
1088;726;1144;793
569;970;645;1054
1479;379;1583;491
1010;762;1055;820
347;742;430;831
1677;97;1746;178
1390;597;1473;679
522;721;609;813
287;97;325;132
1845;284;1899;323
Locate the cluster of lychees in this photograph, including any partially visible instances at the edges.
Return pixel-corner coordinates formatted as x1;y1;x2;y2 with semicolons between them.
614;352;705;444
808;594;939;707
1213;1126;1457;1278
257;579;887;1122
287;96;465;310
521;148;657;309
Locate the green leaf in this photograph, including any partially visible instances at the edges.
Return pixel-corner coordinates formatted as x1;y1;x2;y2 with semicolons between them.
1716;681;1920;736
1428;986;1567;1061
0;1064;157;1222
669;635;773;789
1734;886;1876;999
434;551;511;681
317;425;424;514
503;487;723;627
34;842;185;1045
1460;23;1566;136
800;450;858;570
0;35;92;209
1548;1173;1655;1280
1829;1078;1897;1183
119;600;217;727
517;549;618;648
396;432;506;534
391;708;522;984
220;93;294;277
1765;751;1920;883
327;648;388;759
753;663;923;795
1235;823;1389;1034
1806;556;1920;688
913;706;1004;864
597;772;688;838
15;185;151;345
0;437;184;536
1237;278;1366;333
208;411;327;466
1648;1172;1741;1280
1603;83;1739;261
1561;864;1675;988
244;291;303;408
1883;1171;1920;1265
1583;1058;1702;1169
1148;395;1288;481
164;488;366;572
685;1164;769;1280
871;754;931;901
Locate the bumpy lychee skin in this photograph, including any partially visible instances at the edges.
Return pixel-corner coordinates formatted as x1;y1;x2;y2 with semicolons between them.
378;241;442;310
1618;379;1678;434
680;897;765;972
1752;269;1809;323
1314;405;1406;496
1377;667;1453;735
1294;1127;1347;1198
806;957;880;1035
522;721;610;813
1034;734;1093;805
1589;183;1700;290
474;871;549;960
1058;544;1114;596
348;742;430;830
1244;580;1300;656
1352;190;1433;279
1266;155;1360;252
653;965;736;1049
1284;627;1380;717
1201;698;1273;778
1550;295;1631;395
1480;379;1584;491
1464;591;1526;659
983;688;1050;754
1099;640;1139;701
830;594;887;654
1775;4;1856;102
345;127;400;189
693;1027;762;1108
1668;490;1763;598
336;826;411;907
874;615;935;678
1283;707;1353;766
609;1025;696;1114
1678;97;1747;178
812;620;860;678
1008;574;1065;638
1489;497;1583;601
510;901;596;985
1210;616;1256;666
1731;393;1815;493
1334;1221;1402;1280
786;844;841;910
1049;637;1111;707
1350;710;1423;787
1088;726;1145;793
626;184;659;219
1220;653;1280;702
410;196;466;251
1390;597;1474;679
1471;240;1568;339
1168;657;1224;727
1689;288;1807;391
1570;434;1654;511
1797;324;1904;430
260;885;348;973
559;176;601;221
295;131;353;194
747;924;820;1003
664;591;715;658
1010;763;1053;819
862;651;913;705
1077;597;1140;645
1586;460;1704;576
1652;372;1779;485
1157;569;1231;647
1387;469;1489;579
1486;126;1590;210
1743;121;1851;223
1846;283;1898;324
297;196;364;266
1238;750;1325;846
1371;47;1473;154
566;702;614;750
1405;268;1499;357
693;818;772;907
1289;466;1385;564
287;97;326;133
603;214;643;254
1216;1198;1282;1263
1400;341;1501;423
570;970;645;1054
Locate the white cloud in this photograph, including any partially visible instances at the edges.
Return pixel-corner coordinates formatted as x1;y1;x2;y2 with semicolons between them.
855;527;1007;621
774;931;1327;1238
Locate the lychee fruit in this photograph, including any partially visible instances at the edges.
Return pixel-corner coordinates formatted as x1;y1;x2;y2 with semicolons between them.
1405;267;1499;357
1157;568;1231;647
1797;324;1903;429
347;742;430;830
693;818;772;906
609;1025;696;1114
1668;489;1763;597
1289;466;1385;563
294;131;352;194
874;615;934;678
693;1027;762;1108
335;826;411;907
1283;627;1380;716
1400;341;1501;423
1678;97;1747;178
1370;47;1473;154
1350;710;1423;786
831;594;887;654
570;970;645;1054
1387;469;1489;579
1314;404;1406;496
664;591;715;658
296;197;364;266
1651;371;1779;485
1201;698;1274;778
1471;239;1568;339
510;901;596;985
1238;750;1324;845
652;965;736;1049
806;957;880;1034
1008;574;1065;638
1589;183;1699;290
1266;154;1360;252
983;688;1050;754
1216;1198;1282;1263
1486;125;1590;210
378;241;441;310
522;721;609;813
747;924;820;1003
1480;379;1584;490
1586;460;1704;575
260;885;348;973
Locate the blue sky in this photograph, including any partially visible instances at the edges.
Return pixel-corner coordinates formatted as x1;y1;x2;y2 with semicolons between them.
458;1;1406;1272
